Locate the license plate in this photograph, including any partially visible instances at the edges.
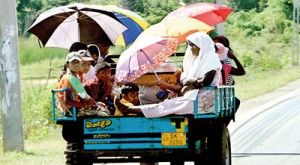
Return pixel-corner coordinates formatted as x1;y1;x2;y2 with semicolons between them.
161;132;186;146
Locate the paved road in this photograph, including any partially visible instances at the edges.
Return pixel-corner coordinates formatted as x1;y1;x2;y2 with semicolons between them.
229;79;300;165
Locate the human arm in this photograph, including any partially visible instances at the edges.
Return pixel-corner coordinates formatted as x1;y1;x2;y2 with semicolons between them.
227;51;246;76
180;70;217;94
157;79;182;93
64;90;96;109
183;70;216;87
100;80;113;101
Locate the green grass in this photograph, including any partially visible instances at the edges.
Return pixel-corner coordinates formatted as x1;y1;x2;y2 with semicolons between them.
20;58;64;80
0;128;65;165
235;65;300;101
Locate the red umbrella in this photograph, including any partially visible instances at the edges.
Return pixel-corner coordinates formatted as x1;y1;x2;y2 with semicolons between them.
163;3;233;26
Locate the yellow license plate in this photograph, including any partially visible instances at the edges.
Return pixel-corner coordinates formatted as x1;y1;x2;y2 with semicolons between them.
161;132;186;146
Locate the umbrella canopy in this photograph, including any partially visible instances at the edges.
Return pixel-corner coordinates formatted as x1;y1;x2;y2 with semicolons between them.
136;17;213;43
27;3;127;49
115;37;179;83
163;3;233;26
103;5;149;47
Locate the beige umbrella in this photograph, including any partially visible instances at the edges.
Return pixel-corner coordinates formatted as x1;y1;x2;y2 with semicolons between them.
27;3;127;49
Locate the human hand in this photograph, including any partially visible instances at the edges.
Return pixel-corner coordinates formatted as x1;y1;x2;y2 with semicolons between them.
227;51;236;59
180;85;195;95
87;98;96;108
174;70;182;83
96;101;107;108
157;79;170;90
183;78;197;86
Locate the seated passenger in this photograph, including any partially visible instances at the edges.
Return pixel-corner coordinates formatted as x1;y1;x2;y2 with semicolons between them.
114;32;222;118
83;62;115;114
139;58;182;105
58;42;87;82
57;52;109;116
77;50;95;83
114;82;141;116
88;44;101;66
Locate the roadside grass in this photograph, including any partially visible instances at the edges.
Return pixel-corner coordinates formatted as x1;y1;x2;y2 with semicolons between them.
235;65;300;101
0;128;65;165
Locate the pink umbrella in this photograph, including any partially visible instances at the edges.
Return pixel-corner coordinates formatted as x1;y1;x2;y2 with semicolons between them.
115;37;178;83
163;3;233;26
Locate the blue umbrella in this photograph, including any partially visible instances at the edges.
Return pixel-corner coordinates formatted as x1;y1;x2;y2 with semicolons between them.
103;5;149;46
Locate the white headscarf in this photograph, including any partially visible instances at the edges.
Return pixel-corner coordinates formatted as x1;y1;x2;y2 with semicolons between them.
87;44;103;63
181;32;222;83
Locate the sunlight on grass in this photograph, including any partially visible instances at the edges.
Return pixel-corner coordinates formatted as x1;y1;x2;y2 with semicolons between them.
0;128;65;165
20;58;64;80
235;65;300;101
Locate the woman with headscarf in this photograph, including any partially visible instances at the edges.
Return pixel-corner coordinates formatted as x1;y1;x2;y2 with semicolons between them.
114;32;222;118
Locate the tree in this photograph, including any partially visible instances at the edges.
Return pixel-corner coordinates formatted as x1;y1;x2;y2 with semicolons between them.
17;0;76;36
120;0;181;25
226;0;267;11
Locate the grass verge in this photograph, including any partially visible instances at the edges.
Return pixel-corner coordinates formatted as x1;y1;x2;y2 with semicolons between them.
0;128;65;165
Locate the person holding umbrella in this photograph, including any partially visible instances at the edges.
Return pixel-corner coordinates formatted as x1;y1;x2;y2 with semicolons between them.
114;32;222;118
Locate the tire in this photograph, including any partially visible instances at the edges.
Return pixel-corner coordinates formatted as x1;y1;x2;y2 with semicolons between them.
206;124;231;165
170;160;184;165
65;142;93;165
140;163;159;165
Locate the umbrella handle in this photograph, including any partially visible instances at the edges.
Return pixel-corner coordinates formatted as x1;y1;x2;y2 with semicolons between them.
173;52;180;70
148;64;161;81
153;70;161;81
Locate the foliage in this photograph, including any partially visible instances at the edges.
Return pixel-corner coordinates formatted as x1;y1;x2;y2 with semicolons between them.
120;0;182;24
225;0;266;11
17;0;76;36
223;0;294;71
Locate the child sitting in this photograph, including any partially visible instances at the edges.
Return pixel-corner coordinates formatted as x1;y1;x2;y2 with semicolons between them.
57;51;109;116
114;83;141;116
84;62;115;114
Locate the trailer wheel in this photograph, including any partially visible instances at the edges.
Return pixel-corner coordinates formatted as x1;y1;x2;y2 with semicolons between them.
207;124;231;165
140;162;158;165
65;142;93;165
170;160;184;165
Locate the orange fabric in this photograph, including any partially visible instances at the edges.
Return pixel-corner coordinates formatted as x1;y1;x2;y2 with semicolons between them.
57;74;80;110
114;99;137;116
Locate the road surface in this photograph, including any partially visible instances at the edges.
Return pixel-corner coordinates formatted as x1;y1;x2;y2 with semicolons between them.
229;79;300;165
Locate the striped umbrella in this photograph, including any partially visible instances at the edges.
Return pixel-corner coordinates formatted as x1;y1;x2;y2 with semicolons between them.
103;5;149;47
